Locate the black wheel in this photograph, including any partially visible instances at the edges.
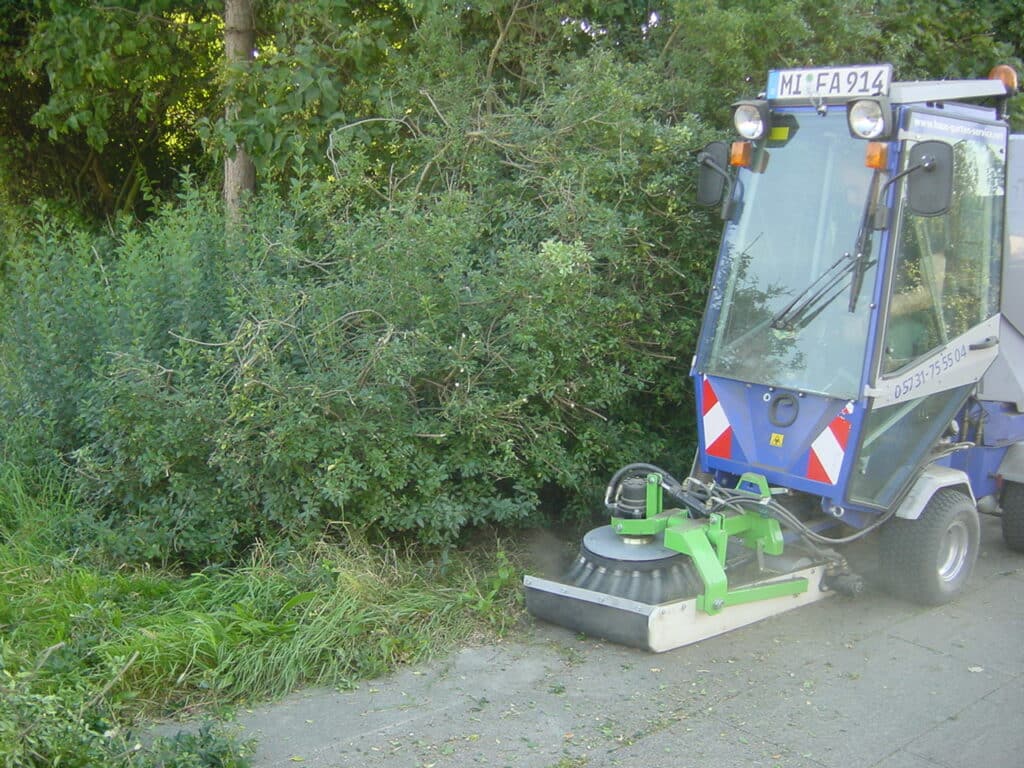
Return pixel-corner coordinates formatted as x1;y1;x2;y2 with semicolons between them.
1001;482;1024;553
880;489;979;606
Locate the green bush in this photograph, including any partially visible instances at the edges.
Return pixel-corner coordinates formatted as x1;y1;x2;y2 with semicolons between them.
0;668;116;768
0;669;252;768
0;46;719;566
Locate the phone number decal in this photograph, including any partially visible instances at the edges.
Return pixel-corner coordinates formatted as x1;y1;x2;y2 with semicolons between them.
892;344;968;400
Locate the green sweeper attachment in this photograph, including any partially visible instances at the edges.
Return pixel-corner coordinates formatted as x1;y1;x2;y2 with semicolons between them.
524;465;861;652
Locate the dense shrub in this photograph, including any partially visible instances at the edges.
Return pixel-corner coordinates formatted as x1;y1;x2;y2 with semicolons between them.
0;47;719;565
4;3;1019;566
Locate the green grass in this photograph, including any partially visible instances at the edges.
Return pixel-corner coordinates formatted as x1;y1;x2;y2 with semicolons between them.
0;461;522;765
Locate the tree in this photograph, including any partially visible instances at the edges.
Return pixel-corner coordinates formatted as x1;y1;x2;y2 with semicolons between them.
0;1;221;217
223;0;255;219
4;0;1024;562
1;1;1021;220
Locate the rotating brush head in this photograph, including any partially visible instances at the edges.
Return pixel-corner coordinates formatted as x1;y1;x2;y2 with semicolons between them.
561;525;704;605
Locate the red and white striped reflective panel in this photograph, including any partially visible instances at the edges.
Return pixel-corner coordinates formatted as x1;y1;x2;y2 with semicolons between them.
806;403;854;485
701;376;733;459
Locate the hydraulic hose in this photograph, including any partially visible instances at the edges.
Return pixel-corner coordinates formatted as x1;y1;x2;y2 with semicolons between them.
709;487;896;546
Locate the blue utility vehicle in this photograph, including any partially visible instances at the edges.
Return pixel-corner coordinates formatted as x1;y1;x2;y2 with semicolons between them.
525;64;1024;651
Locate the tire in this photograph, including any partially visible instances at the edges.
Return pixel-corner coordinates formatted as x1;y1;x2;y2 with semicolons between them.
1001;482;1024;553
880;489;979;606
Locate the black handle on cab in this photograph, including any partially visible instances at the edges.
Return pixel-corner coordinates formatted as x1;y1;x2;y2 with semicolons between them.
969;336;998;351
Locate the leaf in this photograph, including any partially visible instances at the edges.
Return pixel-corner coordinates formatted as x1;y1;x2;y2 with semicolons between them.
277;591;318;617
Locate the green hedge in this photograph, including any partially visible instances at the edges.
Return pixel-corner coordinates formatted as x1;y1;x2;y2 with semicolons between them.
0;51;718;566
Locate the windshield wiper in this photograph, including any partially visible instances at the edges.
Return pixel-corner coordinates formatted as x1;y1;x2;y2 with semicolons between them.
848;170;883;312
770;170;883;332
769;251;860;332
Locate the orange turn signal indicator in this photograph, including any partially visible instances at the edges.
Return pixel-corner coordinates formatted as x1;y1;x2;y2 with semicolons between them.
989;64;1019;94
865;142;888;170
730;141;753;168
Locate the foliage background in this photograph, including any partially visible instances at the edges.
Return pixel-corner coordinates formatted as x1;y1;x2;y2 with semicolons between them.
1;0;1022;566
0;3;1021;764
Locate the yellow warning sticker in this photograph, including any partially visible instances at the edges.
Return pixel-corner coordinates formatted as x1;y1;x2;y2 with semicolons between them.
769;433;785;447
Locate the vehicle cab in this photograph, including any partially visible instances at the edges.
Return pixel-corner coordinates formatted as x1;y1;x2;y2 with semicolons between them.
693;64;1018;526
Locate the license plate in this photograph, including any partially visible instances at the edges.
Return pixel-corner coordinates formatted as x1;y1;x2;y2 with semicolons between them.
766;65;892;101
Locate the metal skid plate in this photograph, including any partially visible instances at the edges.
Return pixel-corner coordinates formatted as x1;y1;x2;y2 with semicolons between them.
524;565;832;653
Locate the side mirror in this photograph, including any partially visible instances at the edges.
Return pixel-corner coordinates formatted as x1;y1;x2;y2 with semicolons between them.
696;141;730;207
906;140;953;217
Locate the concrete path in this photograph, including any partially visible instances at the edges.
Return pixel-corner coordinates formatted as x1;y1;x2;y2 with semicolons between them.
230;513;1023;768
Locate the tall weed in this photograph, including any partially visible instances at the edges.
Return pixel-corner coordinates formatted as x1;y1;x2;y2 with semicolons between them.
1;462;518;706
0;462;515;764
0;463;255;766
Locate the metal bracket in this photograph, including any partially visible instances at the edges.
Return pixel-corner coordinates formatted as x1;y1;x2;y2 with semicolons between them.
663;511;793;616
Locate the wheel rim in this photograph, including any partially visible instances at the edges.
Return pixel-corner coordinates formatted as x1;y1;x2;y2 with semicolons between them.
938;519;970;584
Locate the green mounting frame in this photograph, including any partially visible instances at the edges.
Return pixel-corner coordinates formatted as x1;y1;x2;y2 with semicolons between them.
609;472;808;615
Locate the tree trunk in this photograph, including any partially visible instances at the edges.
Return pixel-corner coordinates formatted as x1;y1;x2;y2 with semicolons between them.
224;0;255;222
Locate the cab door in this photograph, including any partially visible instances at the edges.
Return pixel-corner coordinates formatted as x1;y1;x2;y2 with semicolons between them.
847;110;1007;509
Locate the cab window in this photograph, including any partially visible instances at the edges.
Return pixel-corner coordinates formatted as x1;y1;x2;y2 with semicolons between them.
883;134;1005;372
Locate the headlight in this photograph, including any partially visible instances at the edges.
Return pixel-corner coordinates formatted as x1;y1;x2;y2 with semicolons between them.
847;98;892;139
733;100;770;140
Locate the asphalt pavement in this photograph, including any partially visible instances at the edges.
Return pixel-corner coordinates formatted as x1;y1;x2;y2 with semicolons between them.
226;512;1023;768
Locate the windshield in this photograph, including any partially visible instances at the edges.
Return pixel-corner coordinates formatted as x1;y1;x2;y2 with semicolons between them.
697;109;879;397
